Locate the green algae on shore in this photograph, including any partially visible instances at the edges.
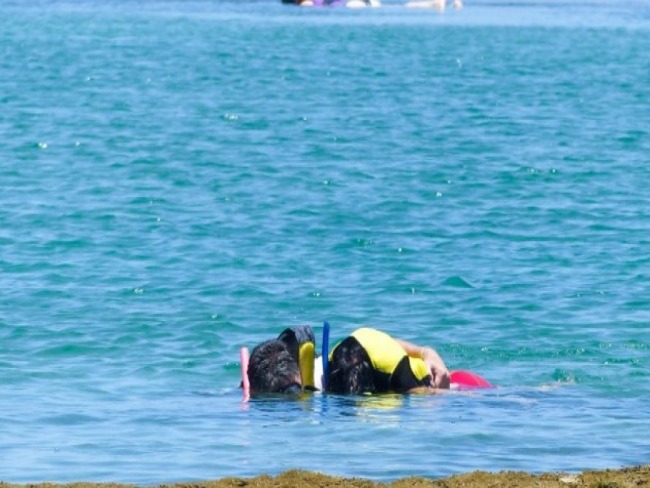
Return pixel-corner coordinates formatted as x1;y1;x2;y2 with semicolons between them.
2;466;649;488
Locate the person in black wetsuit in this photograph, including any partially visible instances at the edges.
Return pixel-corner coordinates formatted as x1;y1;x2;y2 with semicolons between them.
326;327;450;394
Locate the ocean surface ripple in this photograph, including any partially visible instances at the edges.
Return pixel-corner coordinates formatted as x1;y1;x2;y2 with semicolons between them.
1;0;649;483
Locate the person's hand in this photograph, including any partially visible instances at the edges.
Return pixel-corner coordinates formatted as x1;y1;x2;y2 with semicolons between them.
421;347;450;389
432;367;450;389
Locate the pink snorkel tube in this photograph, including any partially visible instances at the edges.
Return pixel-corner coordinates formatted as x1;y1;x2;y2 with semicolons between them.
240;347;250;402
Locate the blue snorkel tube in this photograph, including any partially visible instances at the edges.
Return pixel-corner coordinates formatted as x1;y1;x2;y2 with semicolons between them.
321;321;330;391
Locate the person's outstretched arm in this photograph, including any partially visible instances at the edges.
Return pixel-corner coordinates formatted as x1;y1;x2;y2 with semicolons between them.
395;339;450;389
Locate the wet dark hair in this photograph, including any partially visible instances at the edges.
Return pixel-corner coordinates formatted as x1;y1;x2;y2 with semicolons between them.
326;336;376;394
247;339;302;395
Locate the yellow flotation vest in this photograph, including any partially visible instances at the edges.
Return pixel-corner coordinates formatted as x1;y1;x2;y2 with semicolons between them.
351;328;430;383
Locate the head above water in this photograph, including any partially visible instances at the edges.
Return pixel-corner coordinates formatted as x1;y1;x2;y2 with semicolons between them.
327;336;376;394
247;339;302;395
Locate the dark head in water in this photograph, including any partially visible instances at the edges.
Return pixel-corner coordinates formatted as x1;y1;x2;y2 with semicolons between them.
247;339;302;395
327;336;376;394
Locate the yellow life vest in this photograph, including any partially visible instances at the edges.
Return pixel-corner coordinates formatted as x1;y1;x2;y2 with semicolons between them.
408;356;430;382
351;328;430;382
351;328;404;375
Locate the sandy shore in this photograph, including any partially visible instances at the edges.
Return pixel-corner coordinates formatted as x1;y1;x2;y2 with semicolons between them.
1;466;649;488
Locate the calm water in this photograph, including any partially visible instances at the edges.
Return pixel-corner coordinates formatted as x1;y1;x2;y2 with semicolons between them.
1;0;650;483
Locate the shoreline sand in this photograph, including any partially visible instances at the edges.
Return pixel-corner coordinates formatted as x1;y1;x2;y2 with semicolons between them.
1;466;649;488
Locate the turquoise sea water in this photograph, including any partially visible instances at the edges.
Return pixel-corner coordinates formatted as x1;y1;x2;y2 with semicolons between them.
1;0;650;483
